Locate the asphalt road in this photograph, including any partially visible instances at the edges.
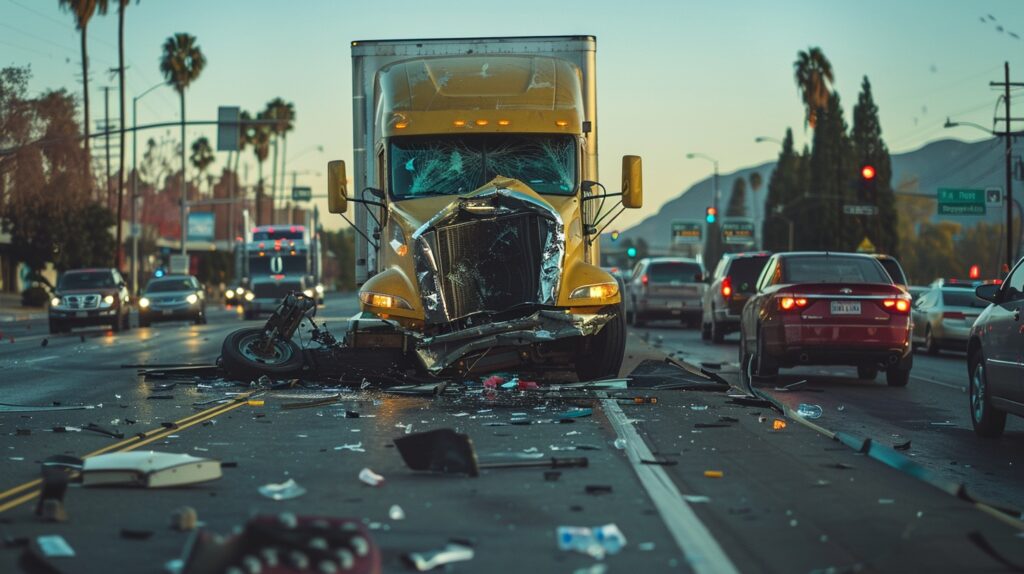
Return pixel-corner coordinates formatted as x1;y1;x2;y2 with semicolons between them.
0;296;1021;573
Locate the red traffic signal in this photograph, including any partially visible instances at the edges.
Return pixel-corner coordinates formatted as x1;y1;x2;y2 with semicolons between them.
705;206;718;223
969;264;980;280
861;165;876;180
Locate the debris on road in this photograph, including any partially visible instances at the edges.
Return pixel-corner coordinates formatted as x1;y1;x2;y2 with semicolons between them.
395;429;589;477
36;535;75;557
585;484;613;495
120;528;154;540
704;470;724;478
257;478;307;500
557;523;626;559
42;451;223;488
389;505;405;520
773;419;787;431
403;542;474;571
170;507;198;531
796;403;823;419
894;440;912;451
359;468;385;486
0;402;95;413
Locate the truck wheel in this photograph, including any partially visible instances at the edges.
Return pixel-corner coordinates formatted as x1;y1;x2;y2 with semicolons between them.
220;328;303;381
48;320;62;335
575;312;626;382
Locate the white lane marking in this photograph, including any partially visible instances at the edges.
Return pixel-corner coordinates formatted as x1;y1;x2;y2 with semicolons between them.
911;375;965;392
602;399;739;574
24;355;57;364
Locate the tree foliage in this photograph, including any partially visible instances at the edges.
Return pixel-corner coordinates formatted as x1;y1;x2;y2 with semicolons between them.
726;177;747;217
794;47;834;129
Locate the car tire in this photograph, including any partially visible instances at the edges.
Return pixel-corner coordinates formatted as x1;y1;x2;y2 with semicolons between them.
110;314;122;333
220;327;304;381
885;365;911;387
711;319;724;344
857;365;878;380
575;311;626;381
195;312;207;325
754;327;778;379
48;320;62;335
139;317;150;328
700;321;711;341
924;327;939;356
122;312;131;331
969;355;1006;437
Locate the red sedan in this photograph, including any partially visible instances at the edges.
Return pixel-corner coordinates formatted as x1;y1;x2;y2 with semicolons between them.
739;252;913;387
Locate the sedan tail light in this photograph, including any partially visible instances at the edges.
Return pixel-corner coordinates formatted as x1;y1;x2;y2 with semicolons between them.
721;276;733;299
942;311;966;319
881;299;910;313
778;296;809;311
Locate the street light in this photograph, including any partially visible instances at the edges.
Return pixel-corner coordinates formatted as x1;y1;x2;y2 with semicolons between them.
686;152;720;211
131;82;166;295
754;136;782;145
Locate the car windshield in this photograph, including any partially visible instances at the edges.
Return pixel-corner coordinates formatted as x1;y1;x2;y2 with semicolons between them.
58;272;114;289
942;289;987;308
648;261;702;283
145;279;194;293
877;259;907;285
389;134;577;200
249;254;307;274
783;256;890;284
253;229;304;241
728;257;769;293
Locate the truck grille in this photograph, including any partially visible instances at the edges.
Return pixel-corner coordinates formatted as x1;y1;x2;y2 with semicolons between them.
62;294;100;309
253;283;300;300
432;213;546;319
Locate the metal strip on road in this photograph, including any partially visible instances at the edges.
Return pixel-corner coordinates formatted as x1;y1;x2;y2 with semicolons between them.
601;399;739;574
0;393;253;514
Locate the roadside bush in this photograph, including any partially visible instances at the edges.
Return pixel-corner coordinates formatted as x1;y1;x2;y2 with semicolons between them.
21;286;50;307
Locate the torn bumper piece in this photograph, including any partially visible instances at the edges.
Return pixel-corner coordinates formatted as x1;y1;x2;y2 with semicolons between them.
414;309;612;374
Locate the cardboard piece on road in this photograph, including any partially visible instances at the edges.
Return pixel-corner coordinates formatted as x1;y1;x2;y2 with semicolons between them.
395;429;589;477
45;451;222;488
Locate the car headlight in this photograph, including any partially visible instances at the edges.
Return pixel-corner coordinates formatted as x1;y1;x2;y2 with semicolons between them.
303;289;314;298
244;291;255;301
186;293;199;304
51;297;61;307
101;294;115;307
139;297;150;308
569;282;619;301
225;290;235;299
315;284;324;294
359;291;413;310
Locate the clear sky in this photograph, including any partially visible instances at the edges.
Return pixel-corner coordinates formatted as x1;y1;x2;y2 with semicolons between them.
2;0;1022;231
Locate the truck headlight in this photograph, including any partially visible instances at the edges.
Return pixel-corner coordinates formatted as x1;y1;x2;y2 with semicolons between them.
139;297;150;308
51;297;61;307
569;282;619;301
186;293;199;304
359;291;413;310
235;286;245;295
303;289;314;298
315;284;324;294
225;290;235;299
244;291;255;301
390;226;409;257
100;294;115;307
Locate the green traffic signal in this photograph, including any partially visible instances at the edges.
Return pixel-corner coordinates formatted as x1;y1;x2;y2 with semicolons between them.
627;247;637;257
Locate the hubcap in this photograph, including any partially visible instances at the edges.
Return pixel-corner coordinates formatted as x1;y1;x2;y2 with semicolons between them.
239;333;293;365
971;362;985;422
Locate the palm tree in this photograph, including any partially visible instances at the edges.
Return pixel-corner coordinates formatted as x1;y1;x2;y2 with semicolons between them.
112;0;134;270
262;98;295;223
251;112;271;225
159;33;206;254
794;47;834;129
190;136;215;192
58;0;107;159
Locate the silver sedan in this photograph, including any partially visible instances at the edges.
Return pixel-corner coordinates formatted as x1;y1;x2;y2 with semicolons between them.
911;286;987;354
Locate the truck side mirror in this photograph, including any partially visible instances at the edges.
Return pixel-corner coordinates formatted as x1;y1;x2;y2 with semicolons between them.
327;160;348;214
621;155;643;208
975;283;1000;303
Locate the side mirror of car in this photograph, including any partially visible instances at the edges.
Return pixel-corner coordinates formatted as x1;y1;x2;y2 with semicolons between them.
975;283;1001;303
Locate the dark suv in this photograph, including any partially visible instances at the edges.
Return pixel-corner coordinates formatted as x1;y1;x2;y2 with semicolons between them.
49;268;131;334
701;252;771;342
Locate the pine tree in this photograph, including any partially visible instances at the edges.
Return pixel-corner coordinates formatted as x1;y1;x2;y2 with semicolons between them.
764;129;804;251
851;76;897;255
726;177;747;217
804;93;851;250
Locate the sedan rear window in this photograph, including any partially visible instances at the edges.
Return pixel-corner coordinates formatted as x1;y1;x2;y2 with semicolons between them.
877;259;907;285
727;257;769;293
648;262;702;283
782;256;890;284
941;290;987;308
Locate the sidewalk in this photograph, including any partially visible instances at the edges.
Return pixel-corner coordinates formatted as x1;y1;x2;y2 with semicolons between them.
0;292;47;323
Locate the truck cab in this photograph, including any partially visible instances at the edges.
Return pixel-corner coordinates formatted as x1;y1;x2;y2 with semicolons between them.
327;37;643;380
242;225;315;319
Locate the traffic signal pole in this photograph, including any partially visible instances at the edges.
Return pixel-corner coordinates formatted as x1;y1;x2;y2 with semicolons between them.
991;61;1023;272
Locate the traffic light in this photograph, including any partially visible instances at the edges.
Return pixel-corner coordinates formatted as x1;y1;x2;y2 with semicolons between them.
705;206;717;224
861;165;876;180
969;264;980;280
626;247;638;258
610;230;620;241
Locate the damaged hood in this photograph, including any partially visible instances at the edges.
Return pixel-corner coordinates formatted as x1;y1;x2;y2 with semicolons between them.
395;177;567;324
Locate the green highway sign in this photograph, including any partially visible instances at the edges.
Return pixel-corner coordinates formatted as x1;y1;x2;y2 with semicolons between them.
937;187;986;215
721;218;755;245
671;220;703;245
292;186;313;202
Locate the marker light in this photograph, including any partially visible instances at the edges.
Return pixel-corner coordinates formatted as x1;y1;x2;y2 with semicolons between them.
721;276;733;298
475;119;489;126
555;120;569;127
779;296;808;310
453;120;466;127
569;282;619;300
498;119;511;126
359;291;413;310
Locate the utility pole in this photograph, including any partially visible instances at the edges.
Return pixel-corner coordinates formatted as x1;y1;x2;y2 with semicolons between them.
991;61;1024;272
102;86;114;212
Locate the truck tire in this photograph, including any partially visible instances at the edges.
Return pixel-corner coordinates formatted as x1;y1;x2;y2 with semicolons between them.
220;328;303;381
575;311;626;382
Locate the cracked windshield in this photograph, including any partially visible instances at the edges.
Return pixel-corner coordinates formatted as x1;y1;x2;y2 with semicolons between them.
1;1;1024;573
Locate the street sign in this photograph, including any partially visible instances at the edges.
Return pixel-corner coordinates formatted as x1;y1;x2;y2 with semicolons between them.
187;212;215;241
169;254;189;275
856;237;876;253
292;186;313;202
843;204;879;215
721;218;755;245
986;187;1003;206
217;106;240;152
937;187;986;215
670;220;702;245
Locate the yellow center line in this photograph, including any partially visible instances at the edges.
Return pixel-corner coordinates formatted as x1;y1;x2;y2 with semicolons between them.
0;393;253;513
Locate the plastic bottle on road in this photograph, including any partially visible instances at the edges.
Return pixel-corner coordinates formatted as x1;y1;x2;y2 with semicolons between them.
796;403;823;419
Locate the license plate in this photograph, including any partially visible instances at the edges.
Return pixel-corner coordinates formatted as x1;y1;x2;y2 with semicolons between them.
667;301;683;309
75;311;87;318
831;301;861;315
162;310;173;316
